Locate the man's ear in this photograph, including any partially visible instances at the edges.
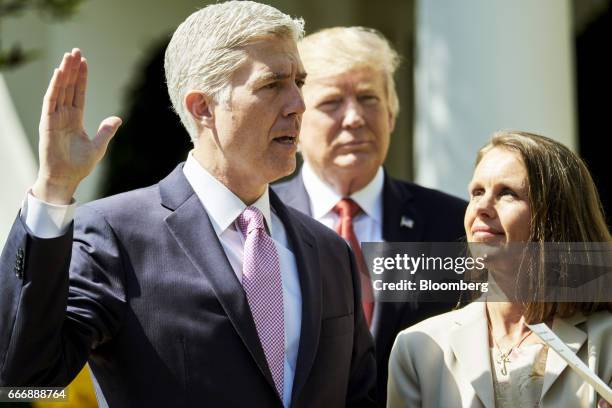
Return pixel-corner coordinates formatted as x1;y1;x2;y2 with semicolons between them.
388;111;396;134
185;90;215;130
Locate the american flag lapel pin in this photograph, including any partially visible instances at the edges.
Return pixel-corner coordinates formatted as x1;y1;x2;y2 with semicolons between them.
400;216;414;229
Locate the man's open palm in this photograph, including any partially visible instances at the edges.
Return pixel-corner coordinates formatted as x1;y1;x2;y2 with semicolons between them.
34;48;121;203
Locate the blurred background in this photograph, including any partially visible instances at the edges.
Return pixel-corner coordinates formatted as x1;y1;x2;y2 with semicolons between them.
0;0;610;406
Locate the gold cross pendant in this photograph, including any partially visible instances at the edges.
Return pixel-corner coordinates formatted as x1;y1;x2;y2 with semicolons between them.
497;353;510;376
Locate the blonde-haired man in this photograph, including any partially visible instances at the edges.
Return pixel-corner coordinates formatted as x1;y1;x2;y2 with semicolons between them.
0;4;376;407
274;26;467;405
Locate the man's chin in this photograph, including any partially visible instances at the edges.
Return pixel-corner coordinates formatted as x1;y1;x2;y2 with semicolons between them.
333;155;376;171
268;158;297;183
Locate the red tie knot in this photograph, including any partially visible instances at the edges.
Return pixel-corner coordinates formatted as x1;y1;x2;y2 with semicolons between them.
333;198;362;219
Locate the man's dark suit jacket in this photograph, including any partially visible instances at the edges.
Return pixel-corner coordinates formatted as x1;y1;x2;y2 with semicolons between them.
273;169;467;405
0;164;376;407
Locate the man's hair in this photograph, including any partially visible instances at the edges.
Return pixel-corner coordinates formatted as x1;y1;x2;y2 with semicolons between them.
475;131;611;321
164;1;304;141
298;26;401;119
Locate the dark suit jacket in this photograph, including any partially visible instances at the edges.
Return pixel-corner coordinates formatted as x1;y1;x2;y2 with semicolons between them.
273;169;467;405
0;164;376;407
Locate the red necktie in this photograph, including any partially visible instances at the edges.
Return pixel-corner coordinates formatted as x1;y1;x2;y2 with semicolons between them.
333;198;374;326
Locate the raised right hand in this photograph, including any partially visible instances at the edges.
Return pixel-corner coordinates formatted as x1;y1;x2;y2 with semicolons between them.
32;48;122;204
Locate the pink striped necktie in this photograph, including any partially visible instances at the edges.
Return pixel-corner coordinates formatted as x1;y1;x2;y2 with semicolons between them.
237;206;285;399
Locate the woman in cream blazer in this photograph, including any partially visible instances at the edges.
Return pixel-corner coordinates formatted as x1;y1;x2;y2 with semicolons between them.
387;131;612;408
388;302;611;407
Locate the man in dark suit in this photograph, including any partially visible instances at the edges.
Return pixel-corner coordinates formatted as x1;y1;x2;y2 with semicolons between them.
0;3;376;407
272;26;467;405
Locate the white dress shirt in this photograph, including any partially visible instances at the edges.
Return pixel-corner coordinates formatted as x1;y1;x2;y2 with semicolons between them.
301;161;384;244
183;153;301;407
22;191;76;238
22;153;302;407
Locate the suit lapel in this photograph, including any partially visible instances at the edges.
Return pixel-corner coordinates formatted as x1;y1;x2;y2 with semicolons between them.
372;174;422;338
541;314;587;399
449;302;495;408
276;173;312;216
159;165;277;394
370;302;385;337
269;191;322;405
382;173;424;243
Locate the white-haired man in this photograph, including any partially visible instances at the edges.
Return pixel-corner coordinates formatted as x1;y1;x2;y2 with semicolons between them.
273;26;467;405
0;3;376;407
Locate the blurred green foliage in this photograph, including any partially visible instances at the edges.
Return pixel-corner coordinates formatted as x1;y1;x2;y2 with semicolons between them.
0;0;84;70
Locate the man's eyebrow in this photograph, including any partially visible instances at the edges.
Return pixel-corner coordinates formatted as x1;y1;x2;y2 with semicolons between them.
355;84;377;92
259;72;289;82
258;71;308;82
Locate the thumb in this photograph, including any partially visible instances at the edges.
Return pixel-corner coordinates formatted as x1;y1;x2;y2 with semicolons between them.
93;116;122;152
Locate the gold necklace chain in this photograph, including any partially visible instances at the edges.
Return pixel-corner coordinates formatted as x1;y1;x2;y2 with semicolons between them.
487;319;533;376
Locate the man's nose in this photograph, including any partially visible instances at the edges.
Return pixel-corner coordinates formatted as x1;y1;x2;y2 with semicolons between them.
284;85;306;117
342;99;365;129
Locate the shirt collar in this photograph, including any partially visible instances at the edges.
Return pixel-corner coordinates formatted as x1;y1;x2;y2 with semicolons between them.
301;161;384;223
183;152;273;235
